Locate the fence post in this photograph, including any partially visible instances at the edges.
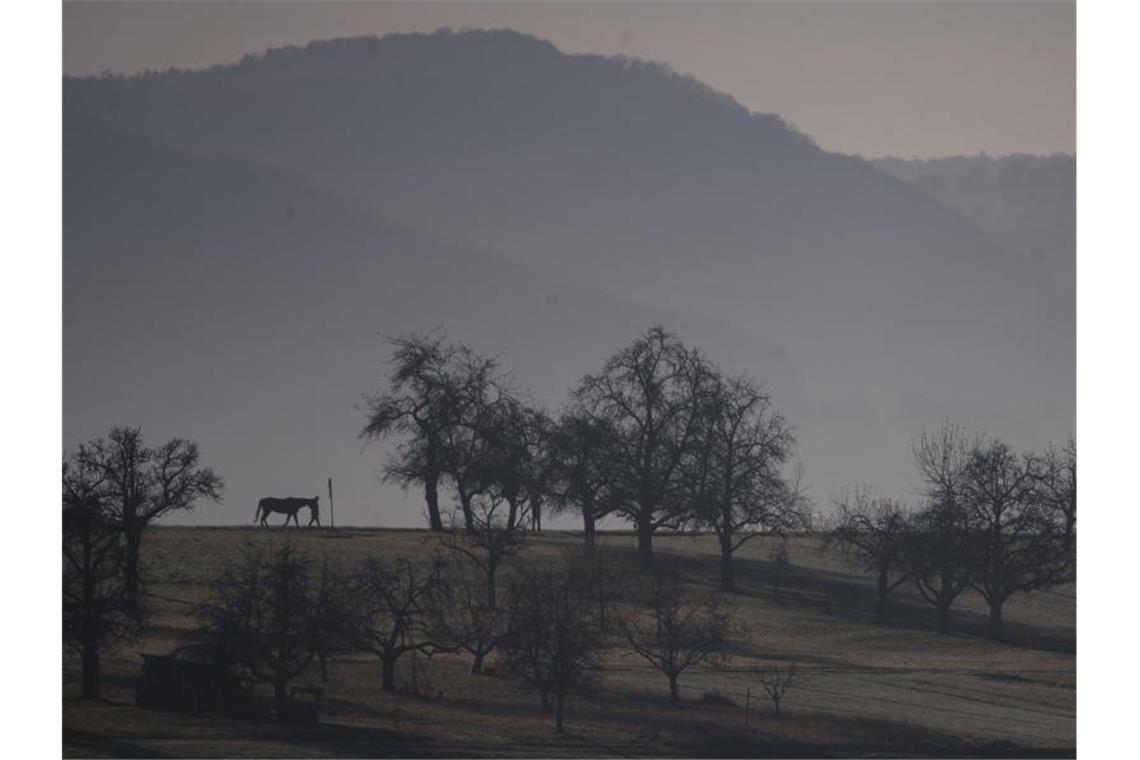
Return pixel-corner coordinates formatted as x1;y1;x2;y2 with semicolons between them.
327;477;335;529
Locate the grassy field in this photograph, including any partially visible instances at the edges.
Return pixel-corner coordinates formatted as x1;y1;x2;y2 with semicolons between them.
63;526;1075;758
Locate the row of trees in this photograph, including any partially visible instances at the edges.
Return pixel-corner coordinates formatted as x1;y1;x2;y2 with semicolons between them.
829;424;1076;639
361;326;810;589
194;537;738;732
63;427;222;698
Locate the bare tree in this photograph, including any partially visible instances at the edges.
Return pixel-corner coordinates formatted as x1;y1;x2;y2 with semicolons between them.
1037;437;1076;581
362;333;499;532
501;557;605;732
691;372;807;592
439;497;524;612
548;411;617;552
910;423;978;633
522;409;555;532
962;438;1071;640
907;500;974;634
757;663;798;717
573;325;713;567
476;394;549;539
194;542;348;720
350;556;443;692
827;490;913;624
426;552;514;675
62;454;139;700
437;346;503;533
78;427;222;605
619;569;734;706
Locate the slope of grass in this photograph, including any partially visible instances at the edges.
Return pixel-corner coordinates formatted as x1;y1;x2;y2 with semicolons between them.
63;527;1075;758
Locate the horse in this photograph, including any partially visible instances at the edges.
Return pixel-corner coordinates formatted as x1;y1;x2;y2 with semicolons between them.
255;496;321;527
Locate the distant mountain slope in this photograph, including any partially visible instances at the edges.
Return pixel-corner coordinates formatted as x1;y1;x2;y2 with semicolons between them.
874;154;1075;289
65;31;1051;337
63;113;802;526
63;30;1073;516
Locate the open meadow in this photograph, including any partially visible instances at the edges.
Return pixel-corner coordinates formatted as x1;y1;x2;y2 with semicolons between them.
62;526;1075;758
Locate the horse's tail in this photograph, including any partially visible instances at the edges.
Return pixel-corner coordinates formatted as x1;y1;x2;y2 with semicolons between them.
254;499;262;522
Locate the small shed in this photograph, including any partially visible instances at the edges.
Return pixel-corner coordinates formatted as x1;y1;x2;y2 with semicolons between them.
135;652;252;715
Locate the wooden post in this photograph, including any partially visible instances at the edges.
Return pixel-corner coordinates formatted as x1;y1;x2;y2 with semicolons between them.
327;477;335;529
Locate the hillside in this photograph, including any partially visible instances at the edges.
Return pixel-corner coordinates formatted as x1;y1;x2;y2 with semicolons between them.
63;113;800;527
874;154;1075;291
63;30;1074;516
63;527;1075;757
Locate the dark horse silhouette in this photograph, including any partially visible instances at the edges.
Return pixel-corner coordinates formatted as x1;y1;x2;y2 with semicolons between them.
255;496;321;527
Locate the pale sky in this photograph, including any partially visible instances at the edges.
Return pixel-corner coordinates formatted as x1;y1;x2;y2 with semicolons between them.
63;0;1074;158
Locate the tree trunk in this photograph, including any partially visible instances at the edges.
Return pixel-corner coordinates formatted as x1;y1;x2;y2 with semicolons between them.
81;636;101;700
274;677;289;721
124;526;142;604
538;682;551;711
381;655;397;692
470;650;485;675
719;534;735;592
423;438;445;532
988;599;1005;641
507;497;519;536
936;604;950;634
773;697;781;717
530;497;542;532
457;484;475;534
876;571;890;624
424;473;444;532
583;510;596;552
668;676;680;706
555;689;566;732
637;515;654;568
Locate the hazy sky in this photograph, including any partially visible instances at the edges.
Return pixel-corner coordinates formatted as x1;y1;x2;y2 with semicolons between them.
63;1;1074;158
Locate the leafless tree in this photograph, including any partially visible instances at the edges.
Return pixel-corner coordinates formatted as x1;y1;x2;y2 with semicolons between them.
1036;437;1076;580
194;542;348;720
362;333;501;532
437;346;503;533
690;372;808;591
62;454;139;699
426;552;514;675
619;569;735;706
757;663;798;717
547;411;617;552
909;423;978;633
827;489;913;624
960;438;1064;640
77;427;222;606
439;497;524;612
907;499;975;634
522;409;555;532
573;325;714;567
500;557;605;732
350;556;444;692
476;395;550;539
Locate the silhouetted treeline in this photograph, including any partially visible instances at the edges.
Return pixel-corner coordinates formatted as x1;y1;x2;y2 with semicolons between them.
362;326;810;583
189;535;738;731
830;422;1076;639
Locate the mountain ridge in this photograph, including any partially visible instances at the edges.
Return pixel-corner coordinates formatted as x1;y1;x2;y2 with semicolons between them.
63;29;1074;523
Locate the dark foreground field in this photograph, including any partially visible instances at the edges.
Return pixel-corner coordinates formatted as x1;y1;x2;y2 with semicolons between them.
63;527;1075;758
